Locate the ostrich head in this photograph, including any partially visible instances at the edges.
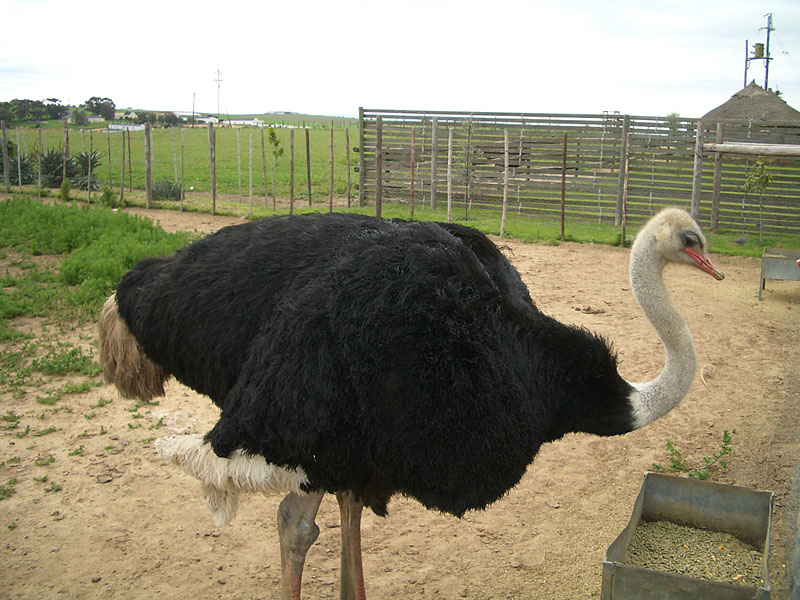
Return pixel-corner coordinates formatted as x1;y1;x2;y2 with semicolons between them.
632;208;724;281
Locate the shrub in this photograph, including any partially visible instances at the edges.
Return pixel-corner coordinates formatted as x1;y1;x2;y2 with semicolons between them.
73;151;102;191
99;186;126;208
59;179;71;201
1;153;37;186
40;149;78;188
151;178;181;201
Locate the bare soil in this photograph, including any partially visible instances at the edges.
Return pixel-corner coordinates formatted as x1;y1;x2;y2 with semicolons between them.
2;207;799;599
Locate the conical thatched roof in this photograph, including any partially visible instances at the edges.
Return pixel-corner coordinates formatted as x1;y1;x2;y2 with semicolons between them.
702;81;800;122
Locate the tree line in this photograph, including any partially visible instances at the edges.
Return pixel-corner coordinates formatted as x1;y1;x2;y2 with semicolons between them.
1;97;118;125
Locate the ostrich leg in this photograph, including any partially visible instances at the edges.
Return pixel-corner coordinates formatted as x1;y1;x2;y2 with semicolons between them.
336;491;367;600
278;491;325;600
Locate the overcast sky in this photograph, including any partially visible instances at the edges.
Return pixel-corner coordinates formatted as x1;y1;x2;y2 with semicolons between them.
3;0;799;119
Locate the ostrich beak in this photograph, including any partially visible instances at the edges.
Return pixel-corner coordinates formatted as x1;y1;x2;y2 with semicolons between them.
685;248;725;280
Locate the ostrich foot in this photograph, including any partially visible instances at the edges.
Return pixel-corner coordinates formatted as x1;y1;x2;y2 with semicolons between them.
278;491;325;600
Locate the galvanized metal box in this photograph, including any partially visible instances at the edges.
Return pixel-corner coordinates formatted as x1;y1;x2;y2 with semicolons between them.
602;472;773;599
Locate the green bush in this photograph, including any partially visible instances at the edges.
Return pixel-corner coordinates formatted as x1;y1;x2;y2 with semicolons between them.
1;153;36;186
73;151;102;191
59;179;71;200
151;178;181;201
39;148;77;188
99;186;126;208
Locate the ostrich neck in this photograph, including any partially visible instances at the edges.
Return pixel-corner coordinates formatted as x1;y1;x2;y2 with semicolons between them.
627;241;697;429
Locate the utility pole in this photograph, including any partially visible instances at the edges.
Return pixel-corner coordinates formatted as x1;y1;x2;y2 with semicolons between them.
214;68;222;122
745;14;774;89
762;13;774;89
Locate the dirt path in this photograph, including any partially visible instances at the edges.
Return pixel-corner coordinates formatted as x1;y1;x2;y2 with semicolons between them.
2;207;799;599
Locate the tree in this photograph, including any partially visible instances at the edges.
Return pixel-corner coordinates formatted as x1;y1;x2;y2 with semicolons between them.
0;103;12;123
45;98;68;120
266;127;284;209
72;109;88;125
85;97;116;121
742;159;772;243
159;112;181;127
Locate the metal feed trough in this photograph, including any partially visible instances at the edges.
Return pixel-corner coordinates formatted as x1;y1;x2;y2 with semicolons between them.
760;248;800;301
602;472;773;599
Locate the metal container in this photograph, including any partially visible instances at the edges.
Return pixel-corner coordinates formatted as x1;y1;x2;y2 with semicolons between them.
602;472;773;599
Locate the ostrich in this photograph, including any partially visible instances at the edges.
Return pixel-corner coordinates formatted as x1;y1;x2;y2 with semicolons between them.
99;208;723;599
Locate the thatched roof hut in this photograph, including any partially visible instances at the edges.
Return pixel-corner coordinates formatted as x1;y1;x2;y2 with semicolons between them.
702;82;800;122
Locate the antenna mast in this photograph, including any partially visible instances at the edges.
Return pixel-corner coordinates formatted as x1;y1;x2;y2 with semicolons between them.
744;14;774;89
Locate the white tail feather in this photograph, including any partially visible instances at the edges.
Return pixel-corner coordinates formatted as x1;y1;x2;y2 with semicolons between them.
155;435;309;526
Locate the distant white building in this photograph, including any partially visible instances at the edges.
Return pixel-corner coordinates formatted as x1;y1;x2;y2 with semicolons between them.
196;115;220;125
229;117;265;127
109;123;145;132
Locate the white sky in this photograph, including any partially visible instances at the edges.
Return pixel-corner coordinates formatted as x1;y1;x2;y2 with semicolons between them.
3;0;799;119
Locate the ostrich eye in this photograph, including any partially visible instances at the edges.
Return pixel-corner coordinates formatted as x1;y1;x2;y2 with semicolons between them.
680;231;701;248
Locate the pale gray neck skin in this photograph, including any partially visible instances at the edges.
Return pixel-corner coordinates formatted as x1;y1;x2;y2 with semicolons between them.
627;236;697;430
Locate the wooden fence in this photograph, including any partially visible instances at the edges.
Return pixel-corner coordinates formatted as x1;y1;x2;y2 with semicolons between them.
357;109;800;234
0;120;356;214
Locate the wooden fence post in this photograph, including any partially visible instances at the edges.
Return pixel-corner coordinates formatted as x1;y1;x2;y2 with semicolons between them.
88;129;93;202
430;118;438;210
614;114;629;225
375;116;382;218
690;121;705;222
358;107;365;207
329;122;334;213
501;129;509;237
248;129;253;217
107;126;112;188
1;121;9;192
561;132;567;242
120;129;126;203
289;128;295;215
37;127;42;196
172;128;178;183
127;128;132;192
621;132;632;245
447;127;453;223
208;122;216;214
62;118;69;185
711;123;724;233
260;127;268;205
15;128;22;193
306;128;312;206
180;127;185;212
236;128;243;202
345;127;351;207
410;126;416;219
144;122;152;209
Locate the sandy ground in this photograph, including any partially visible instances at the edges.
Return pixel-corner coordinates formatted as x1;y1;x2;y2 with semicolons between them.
1;206;799;599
